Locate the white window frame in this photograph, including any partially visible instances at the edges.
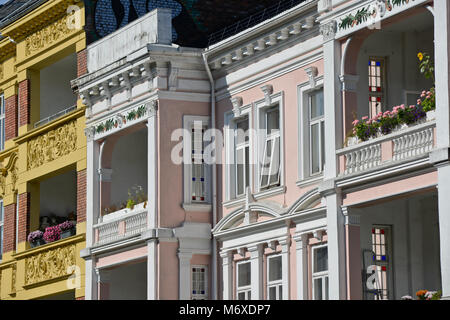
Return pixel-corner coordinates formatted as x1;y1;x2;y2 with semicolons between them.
182;115;211;210
191;265;208;300
0;199;4;261
368;57;387;118
236;260;251;300
311;244;329;300
224;104;253;202
298;78;325;186
255;92;284;194
267;254;283;300
308;89;325;177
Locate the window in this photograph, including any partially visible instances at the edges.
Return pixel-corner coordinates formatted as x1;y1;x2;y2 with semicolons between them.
235;117;250;197
371;225;392;300
312;245;329;300
0;200;3;260
237;261;251;300
0;94;5;151
368;57;386;117
267;255;282;300
183;116;210;207
191;265;208;300
260;107;281;190
308;89;325;175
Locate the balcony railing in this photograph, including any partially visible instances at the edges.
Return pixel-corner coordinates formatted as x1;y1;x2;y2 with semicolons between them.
34;105;77;128
337;120;436;176
93;206;148;246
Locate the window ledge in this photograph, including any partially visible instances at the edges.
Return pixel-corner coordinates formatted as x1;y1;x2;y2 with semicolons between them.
223;196;246;209
254;185;286;200
182;203;212;212
296;175;323;188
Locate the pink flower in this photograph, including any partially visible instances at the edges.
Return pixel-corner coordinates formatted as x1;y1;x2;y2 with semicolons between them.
400;104;405;110
352;119;359;125
409;105;415;109
362;116;368;120
426;91;431;96
417;99;422;105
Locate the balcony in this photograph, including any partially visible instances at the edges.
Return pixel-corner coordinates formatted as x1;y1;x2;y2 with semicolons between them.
93;204;148;246
0;234;84;299
337;119;435;177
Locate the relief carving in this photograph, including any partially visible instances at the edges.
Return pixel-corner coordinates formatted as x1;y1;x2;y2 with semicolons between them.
25;16;74;57
27;121;77;170
25;244;76;286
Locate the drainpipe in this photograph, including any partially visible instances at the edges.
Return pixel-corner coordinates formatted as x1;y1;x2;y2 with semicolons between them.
98;140;106;223
202;52;218;300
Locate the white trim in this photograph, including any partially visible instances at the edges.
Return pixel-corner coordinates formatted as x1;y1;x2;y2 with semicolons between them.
182;203;212;212
311;243;329;300
255;91;285;194
183;115;211;206
224;103;253;202
267;254;283;300
236;260;252;300
298;77;325;182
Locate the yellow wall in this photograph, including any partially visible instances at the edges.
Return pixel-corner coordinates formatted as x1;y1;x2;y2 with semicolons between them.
0;0;87;300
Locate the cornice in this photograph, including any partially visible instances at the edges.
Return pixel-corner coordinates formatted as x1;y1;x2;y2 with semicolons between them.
1;0;79;42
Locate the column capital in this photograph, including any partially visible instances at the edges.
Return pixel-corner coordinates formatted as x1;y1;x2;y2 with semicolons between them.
320;20;337;42
146;100;158;118
97;168;113;182
247;243;263;258
339;74;359;92
342;206;360;226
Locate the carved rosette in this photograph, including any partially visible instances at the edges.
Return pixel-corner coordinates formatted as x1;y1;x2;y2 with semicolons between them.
25;16;74;57
27;120;77;170
25;244;76;286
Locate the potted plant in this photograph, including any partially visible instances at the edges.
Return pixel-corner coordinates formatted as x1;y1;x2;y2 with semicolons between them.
27;230;45;248
59;220;76;239
43;225;61;243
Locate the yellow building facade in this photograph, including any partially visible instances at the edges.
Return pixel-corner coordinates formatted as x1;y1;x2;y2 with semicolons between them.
0;0;87;300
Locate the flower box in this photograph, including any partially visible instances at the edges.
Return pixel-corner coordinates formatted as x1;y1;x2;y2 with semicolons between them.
61;228;76;239
30;238;46;248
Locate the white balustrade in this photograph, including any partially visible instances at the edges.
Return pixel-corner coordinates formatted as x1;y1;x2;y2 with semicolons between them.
393;127;434;161
94;209;148;245
343;144;381;175
337;121;435;176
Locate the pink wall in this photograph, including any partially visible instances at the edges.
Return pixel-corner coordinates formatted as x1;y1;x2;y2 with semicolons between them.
159;241;179;299
216;59;324;222
96;245;147;268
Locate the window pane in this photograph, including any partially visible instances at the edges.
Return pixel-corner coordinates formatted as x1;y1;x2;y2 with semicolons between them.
320;121;325;172
325;276;329;300
244;146;249;190
269;287;276;300
266;108;279;134
279;285;283;300
238;262;251;287
314;278;323;300
311;123;320;174
238;292;246;300
314;246;328;273
260;140;271;188
236;149;244;196
268;256;282;282
0;201;3;222
310;90;324;119
269;137;280;186
236;118;249;144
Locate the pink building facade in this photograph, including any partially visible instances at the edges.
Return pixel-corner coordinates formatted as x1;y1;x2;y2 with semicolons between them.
76;0;450;300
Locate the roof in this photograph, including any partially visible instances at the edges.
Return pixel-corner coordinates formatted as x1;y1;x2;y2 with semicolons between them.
0;0;47;31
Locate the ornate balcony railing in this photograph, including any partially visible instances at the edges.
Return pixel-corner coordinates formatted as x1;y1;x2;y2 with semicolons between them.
337;120;436;176
93;207;148;246
34;105;77;128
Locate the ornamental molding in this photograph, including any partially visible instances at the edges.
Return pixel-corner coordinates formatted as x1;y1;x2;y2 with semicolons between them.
208;12;317;71
27;120;77;170
90;100;157;140
25;15;76;57
25;244;76;286
305;66;319;89
319;20;337;42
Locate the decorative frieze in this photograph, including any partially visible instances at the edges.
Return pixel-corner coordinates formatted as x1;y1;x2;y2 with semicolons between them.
25;16;75;57
319;20;337;42
27;120;77;170
25;244;76;286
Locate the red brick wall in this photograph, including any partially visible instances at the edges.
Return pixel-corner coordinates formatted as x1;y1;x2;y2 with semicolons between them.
77;50;87;77
3;203;16;253
18;80;30;127
5;94;18;141
18;192;30;243
77;169;86;223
